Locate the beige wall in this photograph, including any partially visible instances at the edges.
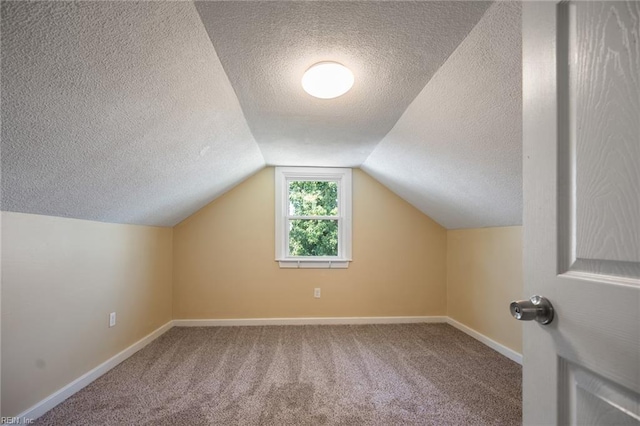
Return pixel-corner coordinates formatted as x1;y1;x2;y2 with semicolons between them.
446;226;523;353
173;167;447;319
1;212;173;417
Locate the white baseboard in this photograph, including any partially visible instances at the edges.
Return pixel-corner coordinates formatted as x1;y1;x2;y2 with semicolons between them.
173;316;447;327
10;321;173;424
446;317;522;364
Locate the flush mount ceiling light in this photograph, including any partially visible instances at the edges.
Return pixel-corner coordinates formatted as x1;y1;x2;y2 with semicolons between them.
302;62;354;99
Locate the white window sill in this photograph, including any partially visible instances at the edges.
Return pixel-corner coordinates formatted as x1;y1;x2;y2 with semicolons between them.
276;259;351;269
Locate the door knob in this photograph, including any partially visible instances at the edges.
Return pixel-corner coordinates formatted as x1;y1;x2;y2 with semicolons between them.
510;295;554;325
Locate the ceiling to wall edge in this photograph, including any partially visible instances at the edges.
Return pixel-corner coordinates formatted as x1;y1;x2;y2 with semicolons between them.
1;165;517;231
173;165;522;231
172;166;453;230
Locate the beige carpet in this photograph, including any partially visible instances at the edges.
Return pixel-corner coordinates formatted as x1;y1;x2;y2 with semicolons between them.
35;324;522;425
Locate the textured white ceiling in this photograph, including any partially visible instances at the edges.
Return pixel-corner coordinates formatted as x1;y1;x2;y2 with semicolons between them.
2;1;523;230
1;1;264;226
362;2;522;229
195;1;491;167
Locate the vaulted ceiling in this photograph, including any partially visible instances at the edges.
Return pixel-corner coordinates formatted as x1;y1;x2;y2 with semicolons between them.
1;1;522;229
195;1;490;167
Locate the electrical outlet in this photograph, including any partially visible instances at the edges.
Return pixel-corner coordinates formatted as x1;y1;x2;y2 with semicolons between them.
314;288;321;298
109;312;116;328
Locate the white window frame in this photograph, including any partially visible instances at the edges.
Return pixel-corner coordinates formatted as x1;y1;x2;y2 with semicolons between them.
275;167;352;269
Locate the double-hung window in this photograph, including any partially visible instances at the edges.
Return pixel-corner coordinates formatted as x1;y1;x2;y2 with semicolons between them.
275;167;352;268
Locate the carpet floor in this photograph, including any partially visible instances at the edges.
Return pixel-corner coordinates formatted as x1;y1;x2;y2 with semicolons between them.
35;324;522;425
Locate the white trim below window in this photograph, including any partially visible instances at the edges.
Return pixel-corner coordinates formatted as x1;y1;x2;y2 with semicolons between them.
275;167;352;269
277;259;351;269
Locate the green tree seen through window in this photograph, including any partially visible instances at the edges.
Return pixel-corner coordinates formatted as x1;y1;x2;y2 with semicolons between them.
288;181;338;256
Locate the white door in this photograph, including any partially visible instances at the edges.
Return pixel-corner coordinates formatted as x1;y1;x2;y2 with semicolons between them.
522;1;639;425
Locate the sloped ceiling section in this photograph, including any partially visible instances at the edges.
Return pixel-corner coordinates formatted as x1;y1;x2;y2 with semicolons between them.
1;1;264;227
362;2;522;229
195;1;491;167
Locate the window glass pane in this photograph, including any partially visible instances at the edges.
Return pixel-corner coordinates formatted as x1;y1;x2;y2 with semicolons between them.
288;181;338;216
289;219;338;256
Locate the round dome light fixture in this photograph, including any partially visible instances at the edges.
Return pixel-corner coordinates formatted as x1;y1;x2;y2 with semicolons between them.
302;62;354;99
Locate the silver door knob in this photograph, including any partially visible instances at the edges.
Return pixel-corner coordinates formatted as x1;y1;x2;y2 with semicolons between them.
510;295;554;325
